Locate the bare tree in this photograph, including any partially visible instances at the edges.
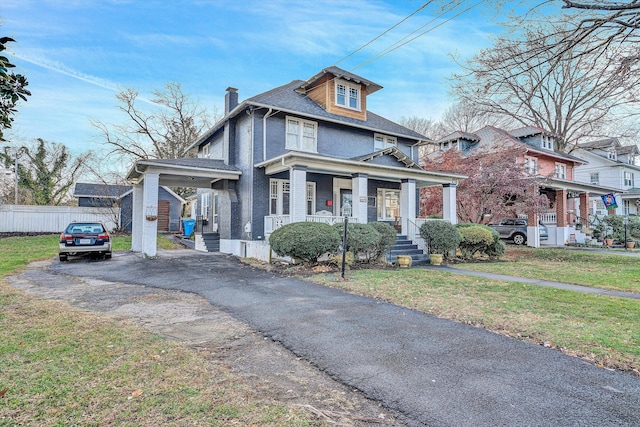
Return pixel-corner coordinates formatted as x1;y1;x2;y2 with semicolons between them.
451;21;640;150
439;101;513;135
92;82;216;163
398;116;445;140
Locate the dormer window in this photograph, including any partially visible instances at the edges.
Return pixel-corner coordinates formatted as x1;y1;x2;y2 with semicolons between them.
607;151;617;160
374;134;397;151
542;135;554;150
335;80;360;111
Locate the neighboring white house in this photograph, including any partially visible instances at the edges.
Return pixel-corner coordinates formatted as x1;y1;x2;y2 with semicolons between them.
573;138;640;217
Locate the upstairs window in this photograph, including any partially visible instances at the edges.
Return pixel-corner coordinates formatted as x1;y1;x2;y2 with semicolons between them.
286;116;317;152
555;163;566;179
335;80;361;110
524;156;538;175
374;134;397;151
624;171;634;187
607;151;617;160
542;135;554;150
201;143;210;158
628;156;635;165
590;172;599;184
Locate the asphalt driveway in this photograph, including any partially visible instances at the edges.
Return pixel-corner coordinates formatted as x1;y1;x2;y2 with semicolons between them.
50;250;640;427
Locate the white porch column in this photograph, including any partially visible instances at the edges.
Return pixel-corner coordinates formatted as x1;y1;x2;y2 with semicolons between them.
142;171;159;258
351;173;368;224
442;183;457;225
400;179;416;235
131;183;143;252
289;166;307;223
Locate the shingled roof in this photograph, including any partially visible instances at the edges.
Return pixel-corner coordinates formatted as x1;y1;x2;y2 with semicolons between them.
74;183;131;199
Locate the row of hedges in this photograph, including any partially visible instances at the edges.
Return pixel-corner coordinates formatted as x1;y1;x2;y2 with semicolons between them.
269;221;397;265
419;220;505;261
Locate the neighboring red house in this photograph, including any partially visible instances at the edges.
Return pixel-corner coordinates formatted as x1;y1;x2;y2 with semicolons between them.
430;125;621;246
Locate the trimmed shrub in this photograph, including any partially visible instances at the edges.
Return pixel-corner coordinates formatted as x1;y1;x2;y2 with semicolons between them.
457;225;495;260
333;222;381;262
269;222;340;264
370;222;398;260
456;223;505;259
419;220;460;259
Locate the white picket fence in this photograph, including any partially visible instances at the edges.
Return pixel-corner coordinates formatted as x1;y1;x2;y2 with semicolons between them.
0;205;120;233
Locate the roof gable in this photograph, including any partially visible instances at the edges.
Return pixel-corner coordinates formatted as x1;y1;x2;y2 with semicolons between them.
351;146;421;169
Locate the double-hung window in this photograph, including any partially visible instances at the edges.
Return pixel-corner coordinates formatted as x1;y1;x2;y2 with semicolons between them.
555;163;566;179
270;179;316;216
542;136;554;150
624;171;634;187
590;172;599;184
374;134;397;151
335;80;360;110
524;156;538;175
286;116;317;152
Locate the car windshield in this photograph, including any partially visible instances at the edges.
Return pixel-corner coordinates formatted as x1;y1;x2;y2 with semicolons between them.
65;223;105;234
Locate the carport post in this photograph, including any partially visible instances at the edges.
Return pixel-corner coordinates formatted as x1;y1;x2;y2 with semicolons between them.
142;172;159;258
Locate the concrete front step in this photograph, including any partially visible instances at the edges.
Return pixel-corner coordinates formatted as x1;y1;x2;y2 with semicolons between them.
387;235;428;265
196;233;220;252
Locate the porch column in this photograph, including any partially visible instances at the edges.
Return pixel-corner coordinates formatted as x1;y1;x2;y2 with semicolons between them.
442;183;457;225
351;173;368;224
526;212;540;248
579;192;590;231
142;171;159;258
400;179;416;235
555;189;568;245
289;166;307;223
131;183;143;252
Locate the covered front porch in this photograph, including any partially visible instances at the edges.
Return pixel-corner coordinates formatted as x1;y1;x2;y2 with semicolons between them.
125;158;242;258
256;150;465;238
532;178;623;246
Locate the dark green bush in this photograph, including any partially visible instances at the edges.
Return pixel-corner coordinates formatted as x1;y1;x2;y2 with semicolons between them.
419;220;460;258
456;224;496;260
369;222;398;260
333;222;381;262
269;222;340;264
456;223;505;259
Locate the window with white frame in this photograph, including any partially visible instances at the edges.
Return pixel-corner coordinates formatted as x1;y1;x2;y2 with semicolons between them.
201;143;210;158
374;134;397;151
590;172;599;184
555;163;566;179
285;116;317;152
377;189;400;221
335;80;360;110
201;192;211;218
269;179;316;216
607;151;617;160
624;199;631;215
542;135;554;150
524;156;538;175
624;171;634;187
628;156;635;165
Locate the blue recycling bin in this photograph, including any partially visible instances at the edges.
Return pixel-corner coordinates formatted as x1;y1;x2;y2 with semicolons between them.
183;219;196;237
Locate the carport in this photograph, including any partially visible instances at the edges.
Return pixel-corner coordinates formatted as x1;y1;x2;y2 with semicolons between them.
125;158;241;257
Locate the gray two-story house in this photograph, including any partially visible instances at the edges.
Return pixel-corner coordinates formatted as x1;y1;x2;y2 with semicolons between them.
126;67;464;259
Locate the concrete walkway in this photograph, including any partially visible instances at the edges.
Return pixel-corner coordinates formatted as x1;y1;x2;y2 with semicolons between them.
421;265;640;299
49;250;640;427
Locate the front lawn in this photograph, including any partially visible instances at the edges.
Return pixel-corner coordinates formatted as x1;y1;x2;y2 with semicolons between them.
310;248;640;373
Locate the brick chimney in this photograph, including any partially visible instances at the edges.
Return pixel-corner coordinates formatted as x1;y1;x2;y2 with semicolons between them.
225;87;238;114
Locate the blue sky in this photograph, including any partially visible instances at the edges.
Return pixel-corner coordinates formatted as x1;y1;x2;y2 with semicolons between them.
2;0;505;156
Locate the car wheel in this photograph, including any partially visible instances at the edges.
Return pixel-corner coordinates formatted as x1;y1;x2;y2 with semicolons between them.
59;254;68;262
512;233;526;245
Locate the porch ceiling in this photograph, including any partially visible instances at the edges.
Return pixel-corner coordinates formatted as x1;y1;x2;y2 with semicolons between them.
255;152;465;187
126;158;241;188
541;177;623;195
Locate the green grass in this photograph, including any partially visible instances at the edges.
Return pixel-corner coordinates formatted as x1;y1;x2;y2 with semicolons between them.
0;235;318;426
312;264;640;373
455;247;640;293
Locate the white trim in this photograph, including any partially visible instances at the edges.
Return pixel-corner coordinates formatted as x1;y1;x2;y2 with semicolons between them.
335;79;361;111
377;188;400;221
374;133;398;151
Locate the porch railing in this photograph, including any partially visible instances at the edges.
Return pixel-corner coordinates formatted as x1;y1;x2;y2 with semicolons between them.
264;215;358;235
407;218;429;253
540;212;556;225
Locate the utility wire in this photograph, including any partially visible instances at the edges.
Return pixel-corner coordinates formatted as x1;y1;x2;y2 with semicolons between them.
352;0;484;71
333;0;434;67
